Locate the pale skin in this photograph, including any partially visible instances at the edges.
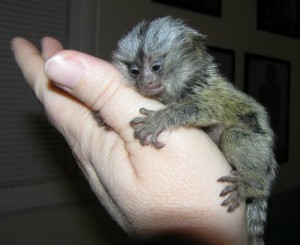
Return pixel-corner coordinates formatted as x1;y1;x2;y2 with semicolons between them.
11;37;247;244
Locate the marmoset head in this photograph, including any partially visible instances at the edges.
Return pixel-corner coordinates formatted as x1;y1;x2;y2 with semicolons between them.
112;16;214;103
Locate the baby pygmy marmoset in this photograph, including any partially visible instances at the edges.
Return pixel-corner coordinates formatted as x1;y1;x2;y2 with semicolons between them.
111;16;277;245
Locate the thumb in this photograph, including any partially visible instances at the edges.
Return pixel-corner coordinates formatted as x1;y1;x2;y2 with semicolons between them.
44;50;162;134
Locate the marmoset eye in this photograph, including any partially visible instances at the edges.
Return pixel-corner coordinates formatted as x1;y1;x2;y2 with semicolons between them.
129;64;140;76
151;62;162;72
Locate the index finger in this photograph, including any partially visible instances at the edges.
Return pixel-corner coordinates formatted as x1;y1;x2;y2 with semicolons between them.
11;37;63;102
11;37;46;94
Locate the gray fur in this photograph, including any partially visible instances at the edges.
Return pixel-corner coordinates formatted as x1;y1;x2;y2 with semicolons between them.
111;17;278;244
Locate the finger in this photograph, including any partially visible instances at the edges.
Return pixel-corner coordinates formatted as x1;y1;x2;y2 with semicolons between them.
44;50;163;139
41;36;63;59
11;37;47;97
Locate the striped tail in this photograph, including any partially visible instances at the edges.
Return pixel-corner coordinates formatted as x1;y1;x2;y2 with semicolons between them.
247;198;268;245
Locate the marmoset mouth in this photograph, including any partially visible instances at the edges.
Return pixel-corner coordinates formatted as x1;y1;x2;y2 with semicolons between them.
139;85;164;97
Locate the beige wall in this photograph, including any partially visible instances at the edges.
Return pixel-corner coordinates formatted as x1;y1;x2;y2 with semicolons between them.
98;0;300;193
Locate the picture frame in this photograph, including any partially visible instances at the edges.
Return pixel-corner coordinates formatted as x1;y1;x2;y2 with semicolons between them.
208;46;235;83
257;0;300;38
245;53;290;163
152;0;222;17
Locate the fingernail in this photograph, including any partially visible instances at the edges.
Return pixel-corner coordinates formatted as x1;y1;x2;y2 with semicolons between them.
45;52;86;90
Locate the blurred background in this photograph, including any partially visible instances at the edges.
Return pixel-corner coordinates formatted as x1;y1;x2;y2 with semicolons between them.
0;0;299;244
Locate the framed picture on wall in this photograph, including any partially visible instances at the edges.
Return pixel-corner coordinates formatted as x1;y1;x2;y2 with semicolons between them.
208;47;235;83
153;0;222;17
245;54;290;163
257;0;300;38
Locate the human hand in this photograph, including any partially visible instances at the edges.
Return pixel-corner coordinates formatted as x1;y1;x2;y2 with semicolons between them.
11;37;247;244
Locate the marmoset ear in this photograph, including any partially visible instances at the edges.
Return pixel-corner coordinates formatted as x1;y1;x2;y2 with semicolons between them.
194;31;207;41
189;31;207;48
197;31;207;39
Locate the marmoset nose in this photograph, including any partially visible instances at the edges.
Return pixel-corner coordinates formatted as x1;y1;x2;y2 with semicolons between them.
146;81;161;88
145;80;162;89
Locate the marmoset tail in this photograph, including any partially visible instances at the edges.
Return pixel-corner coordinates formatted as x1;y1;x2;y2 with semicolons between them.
111;16;277;245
